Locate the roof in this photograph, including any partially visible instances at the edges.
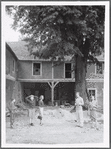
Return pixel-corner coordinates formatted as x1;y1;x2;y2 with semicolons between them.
7;41;104;61
7;41;73;61
6;43;18;60
7;41;37;60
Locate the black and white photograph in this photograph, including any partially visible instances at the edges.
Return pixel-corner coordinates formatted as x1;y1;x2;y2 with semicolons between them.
1;1;109;148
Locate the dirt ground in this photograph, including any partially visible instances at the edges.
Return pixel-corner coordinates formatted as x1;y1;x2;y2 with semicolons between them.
6;107;103;144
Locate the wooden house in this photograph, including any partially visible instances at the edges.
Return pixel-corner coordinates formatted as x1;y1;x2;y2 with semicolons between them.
6;41;104;107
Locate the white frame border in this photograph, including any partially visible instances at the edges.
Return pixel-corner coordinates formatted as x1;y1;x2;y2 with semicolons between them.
1;1;109;148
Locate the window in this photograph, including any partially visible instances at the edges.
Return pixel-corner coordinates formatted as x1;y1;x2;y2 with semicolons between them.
65;63;72;78
33;63;41;75
88;88;96;99
96;62;104;74
12;59;15;72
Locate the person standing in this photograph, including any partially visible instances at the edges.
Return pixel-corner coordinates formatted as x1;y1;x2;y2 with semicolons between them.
38;95;44;125
89;95;98;128
75;92;84;128
25;95;38;126
8;98;17;128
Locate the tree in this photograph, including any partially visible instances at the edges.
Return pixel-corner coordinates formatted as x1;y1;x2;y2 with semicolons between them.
6;6;105;103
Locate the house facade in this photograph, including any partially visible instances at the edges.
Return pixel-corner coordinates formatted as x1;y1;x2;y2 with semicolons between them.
6;43;18;106
6;41;104;107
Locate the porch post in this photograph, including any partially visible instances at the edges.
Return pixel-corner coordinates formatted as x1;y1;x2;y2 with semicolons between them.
48;81;59;106
51;85;54;105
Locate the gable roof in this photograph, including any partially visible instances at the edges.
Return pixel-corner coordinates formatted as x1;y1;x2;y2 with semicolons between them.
7;41;36;60
6;43;18;60
7;41;104;61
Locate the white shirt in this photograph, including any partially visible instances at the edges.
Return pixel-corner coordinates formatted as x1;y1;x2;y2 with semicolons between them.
75;96;84;111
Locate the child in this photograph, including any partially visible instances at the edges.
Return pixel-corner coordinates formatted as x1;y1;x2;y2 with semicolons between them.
8;98;17;128
38;95;44;125
75;92;84;128
25;95;37;126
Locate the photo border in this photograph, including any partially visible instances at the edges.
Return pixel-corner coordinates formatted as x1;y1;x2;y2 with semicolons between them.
1;0;110;148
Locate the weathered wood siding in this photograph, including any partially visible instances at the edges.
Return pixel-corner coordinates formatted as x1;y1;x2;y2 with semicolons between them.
53;62;64;79
18;61;104;80
42;62;52;79
6;80;15;106
6;48;18;79
6;45;19;105
18;61;52;79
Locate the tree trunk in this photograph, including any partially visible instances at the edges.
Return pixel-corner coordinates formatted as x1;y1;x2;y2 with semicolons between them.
75;55;87;102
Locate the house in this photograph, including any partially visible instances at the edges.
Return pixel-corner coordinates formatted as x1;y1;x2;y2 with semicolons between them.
6;41;104;107
6;43;18;106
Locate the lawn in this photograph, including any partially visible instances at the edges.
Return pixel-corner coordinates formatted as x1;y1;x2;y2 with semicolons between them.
6;107;103;144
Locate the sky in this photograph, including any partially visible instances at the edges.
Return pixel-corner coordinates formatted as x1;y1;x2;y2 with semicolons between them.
4;14;21;42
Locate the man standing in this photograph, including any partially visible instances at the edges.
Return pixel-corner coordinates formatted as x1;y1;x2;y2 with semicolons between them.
25;95;38;126
75;92;84;128
8;98;17;128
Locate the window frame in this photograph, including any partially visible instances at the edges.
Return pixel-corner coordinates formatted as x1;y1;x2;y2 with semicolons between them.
95;61;104;75
87;88;97;100
32;62;42;76
64;62;72;79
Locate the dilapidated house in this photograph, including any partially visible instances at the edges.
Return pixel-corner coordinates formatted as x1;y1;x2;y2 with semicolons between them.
6;41;104;107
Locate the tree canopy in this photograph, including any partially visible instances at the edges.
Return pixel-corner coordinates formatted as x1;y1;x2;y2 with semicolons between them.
6;6;105;61
6;5;105;102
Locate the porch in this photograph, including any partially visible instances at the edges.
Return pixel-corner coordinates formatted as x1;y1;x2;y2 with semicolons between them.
21;81;75;106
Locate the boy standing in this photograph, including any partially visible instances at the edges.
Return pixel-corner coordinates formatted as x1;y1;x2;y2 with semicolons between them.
38;95;44;125
75;92;84;128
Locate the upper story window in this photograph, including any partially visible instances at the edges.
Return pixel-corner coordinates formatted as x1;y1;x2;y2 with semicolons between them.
96;62;104;74
33;63;41;75
65;63;72;78
12;59;15;72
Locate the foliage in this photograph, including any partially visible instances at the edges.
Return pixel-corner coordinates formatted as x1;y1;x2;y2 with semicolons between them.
6;6;105;61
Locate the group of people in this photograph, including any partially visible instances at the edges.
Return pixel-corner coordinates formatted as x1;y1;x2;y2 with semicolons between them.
75;92;98;128
8;92;98;129
8;95;44;128
25;94;44;126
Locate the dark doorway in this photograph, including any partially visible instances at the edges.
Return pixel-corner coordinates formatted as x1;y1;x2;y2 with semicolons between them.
54;82;75;105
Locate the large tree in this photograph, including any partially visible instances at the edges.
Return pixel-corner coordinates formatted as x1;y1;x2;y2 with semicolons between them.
6;6;105;103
